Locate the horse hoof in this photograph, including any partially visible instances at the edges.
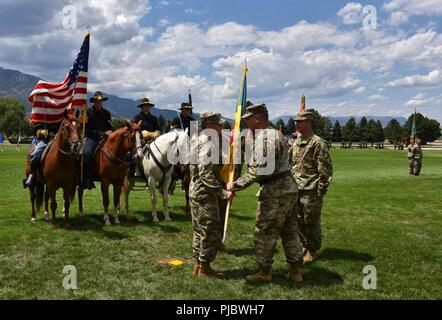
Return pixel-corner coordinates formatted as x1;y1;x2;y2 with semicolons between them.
31;217;36;223
104;220;111;226
79;211;84;217
44;212;50;221
64;223;71;229
114;219;120;225
165;217;171;221
51;223;57;229
153;218;159;224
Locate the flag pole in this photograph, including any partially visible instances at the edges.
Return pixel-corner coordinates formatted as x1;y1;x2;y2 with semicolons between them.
222;62;248;244
80;31;90;185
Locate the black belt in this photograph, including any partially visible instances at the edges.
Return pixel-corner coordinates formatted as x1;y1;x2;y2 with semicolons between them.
259;171;291;186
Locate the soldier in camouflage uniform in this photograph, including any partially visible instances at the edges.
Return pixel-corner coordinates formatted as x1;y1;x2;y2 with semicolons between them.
289;111;333;263
227;104;303;284
190;112;227;278
407;135;423;176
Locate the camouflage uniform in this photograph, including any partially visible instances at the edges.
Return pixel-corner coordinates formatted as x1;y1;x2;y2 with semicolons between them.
232;117;303;270
289;131;333;253
190;114;226;264
408;142;423;176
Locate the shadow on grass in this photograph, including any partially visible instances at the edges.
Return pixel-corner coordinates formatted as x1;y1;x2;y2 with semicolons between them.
222;263;343;288
227;247;255;257
64;215;129;240
319;248;374;262
229;212;254;221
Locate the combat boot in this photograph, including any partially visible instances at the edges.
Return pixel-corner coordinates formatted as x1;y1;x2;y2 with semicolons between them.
24;161;38;188
246;267;272;282
303;250;316;263
198;262;223;279
192;260;200;277
288;264;304;284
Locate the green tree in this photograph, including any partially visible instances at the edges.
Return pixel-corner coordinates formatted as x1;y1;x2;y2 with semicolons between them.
403;113;441;144
332;120;342;142
358;117;368;141
275;119;286;134
286;117;296;136
342;117;357;142
158;115;167;132
0;97;27;137
385;119;405;144
307;108;332;140
111;118;126;130
375;120;385;142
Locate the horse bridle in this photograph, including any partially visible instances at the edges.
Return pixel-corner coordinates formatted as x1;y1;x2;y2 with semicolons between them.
100;129;135;166
58;119;81;156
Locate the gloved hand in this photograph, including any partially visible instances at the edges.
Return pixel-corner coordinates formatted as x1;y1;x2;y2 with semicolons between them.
36;129;49;139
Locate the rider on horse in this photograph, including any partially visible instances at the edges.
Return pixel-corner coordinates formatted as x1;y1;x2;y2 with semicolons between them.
134;98;161;141
81;91;113;190
174;103;194;134
24;121;61;188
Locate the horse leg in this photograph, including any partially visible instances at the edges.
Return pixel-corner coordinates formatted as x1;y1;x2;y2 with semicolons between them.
48;185;57;229
101;180;111;226
63;187;71;229
30;185;36;222
78;187;84;217
113;183;121;225
123;176;134;216
148;177;158;223
44;187;50;221
162;177;171;221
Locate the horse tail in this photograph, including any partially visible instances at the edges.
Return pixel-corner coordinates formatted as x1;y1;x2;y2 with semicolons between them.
35;182;44;212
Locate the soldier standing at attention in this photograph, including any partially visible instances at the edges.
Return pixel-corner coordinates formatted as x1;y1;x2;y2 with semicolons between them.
190;112;227;278
407;135;423;176
227;103;304;284
81;91;113;190
289;111;333;263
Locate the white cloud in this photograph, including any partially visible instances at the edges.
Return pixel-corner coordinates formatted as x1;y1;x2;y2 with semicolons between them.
389;11;409;26
405;93;439;107
354;86;366;93
368;95;387;100
387;69;442;88
384;0;442;16
337;2;364;25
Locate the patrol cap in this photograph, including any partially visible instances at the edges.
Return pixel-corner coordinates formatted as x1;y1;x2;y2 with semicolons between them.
90;91;108;103
138;98;155;108
200;112;225;127
295;111;314;121
179;103;193;110
241;103;268;120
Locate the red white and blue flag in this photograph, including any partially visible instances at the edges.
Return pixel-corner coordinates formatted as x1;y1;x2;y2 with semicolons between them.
29;33;90;124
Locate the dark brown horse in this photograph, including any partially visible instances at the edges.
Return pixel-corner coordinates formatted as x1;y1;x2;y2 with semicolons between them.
26;112;81;228
78;121;140;226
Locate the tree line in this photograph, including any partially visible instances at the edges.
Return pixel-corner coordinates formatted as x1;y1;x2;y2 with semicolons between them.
1;97;440;144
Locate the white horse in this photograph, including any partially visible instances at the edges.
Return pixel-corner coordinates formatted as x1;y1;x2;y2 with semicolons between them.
124;130;189;223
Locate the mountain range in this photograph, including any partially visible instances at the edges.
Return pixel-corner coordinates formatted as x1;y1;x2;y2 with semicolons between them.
0;67;407;126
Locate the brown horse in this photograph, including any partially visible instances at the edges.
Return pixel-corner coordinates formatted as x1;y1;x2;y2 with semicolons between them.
26;112;81;228
78;121;140;226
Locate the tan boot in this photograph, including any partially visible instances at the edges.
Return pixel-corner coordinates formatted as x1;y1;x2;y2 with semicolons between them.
303;250;316;263
288;264;304;284
198;262;223;278
192;261;200;277
246;267;272;282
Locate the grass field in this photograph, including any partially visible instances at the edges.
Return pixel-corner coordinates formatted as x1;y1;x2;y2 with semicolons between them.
0;144;441;300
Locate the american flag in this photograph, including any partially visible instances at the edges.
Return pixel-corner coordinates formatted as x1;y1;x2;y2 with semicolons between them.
29;33;90;124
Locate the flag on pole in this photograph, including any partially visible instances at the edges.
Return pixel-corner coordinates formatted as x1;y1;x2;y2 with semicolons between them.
300;94;306;112
411;109;417;137
220;61;248;243
28;33;90;124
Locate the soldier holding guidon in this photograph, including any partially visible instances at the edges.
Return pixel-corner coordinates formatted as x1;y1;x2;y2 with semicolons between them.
227;103;304;283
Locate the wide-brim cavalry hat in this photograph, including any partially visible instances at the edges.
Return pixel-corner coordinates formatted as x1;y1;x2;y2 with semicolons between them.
138;98;155;108
200;112;225;126
90;91;108;103
241;103;268;119
179;102;193;110
295;111;314;121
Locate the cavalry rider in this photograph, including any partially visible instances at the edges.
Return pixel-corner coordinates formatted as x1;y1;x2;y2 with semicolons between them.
134;98;161;142
174;102;195;134
81;91;113;190
24;121;61;187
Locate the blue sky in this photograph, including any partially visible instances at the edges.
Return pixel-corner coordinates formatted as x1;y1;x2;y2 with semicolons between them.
0;0;441;121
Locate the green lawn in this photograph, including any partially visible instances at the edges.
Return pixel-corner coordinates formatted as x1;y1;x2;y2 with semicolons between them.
0;145;441;300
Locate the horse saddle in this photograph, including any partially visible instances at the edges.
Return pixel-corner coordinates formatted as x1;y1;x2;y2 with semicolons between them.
40;139;56;164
